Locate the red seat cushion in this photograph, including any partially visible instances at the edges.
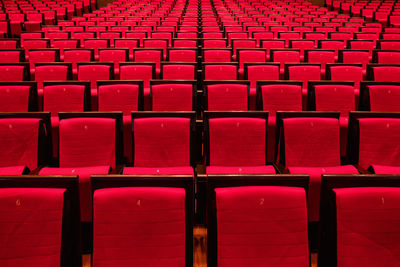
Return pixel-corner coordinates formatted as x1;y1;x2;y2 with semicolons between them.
216;186;309;267
371;165;400;174
93;187;186;266
334;187;400;267
0;188;65;266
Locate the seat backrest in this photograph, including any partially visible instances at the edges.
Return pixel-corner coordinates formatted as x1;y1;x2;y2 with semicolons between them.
283;117;341;167
168;49;196;62
120;64;155;89
215;185;309;266
306;50;336;65
288;65;321;84
98;83;141;115
203;49;232;62
35;64;71;83
98;49;128;64
0;50;23;63
259;84;302;116
371;65;400;81
204;64;238;80
0;84;35;112
133;116;192;167
357;118;400;169
162;64;195;80
238;50;266;69
77;64;112;85
0;187;66;266
59;117;116;168
203;39;227;48
133;50;162;65
63;49;93;65
313;84;355;116
271;49;300;64
340;50;370;65
151;83;193;111
368;84;400;111
375;51;400;64
329;65;363;82
0;65;28;81
206;83;248;111
93;186;186;266
208;117;266;165
333;187;400;267
0;118;44;170
43;84;87;115
246;64;279;89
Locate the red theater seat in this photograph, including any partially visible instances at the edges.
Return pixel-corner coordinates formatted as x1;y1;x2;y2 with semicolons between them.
205;111;276;174
123;112;195;175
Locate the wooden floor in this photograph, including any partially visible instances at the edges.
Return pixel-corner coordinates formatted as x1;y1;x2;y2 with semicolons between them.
83;226;317;267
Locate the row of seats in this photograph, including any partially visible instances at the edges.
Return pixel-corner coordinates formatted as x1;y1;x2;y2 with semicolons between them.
0;111;399;223
1;174;399;266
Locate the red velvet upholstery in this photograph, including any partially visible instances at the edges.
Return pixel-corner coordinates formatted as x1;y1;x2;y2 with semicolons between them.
238;50;266;76
93;187;186;266
314;84;355;156
0;66;26;81
369;85;400;111
288;65;321;94
162;64;195;80
0;166;26;175
98;84;140;115
169;50;196;62
208;117;266;166
98;49;127;76
59;118;116;168
261;84;302;162
35;65;69;90
134;117;191;167
78;64;111;90
334;187;400;267
204;50;231;62
207;165;275;174
207;84;248;111
120;64;153;110
372;66;400;81
330;65;363;91
0;85;31;112
358;118;400;170
289;165;358;221
134;50;162;74
40;166;110;222
0;118;40;171
152;83;193;111
204;64;237;80
283;117;341;167
63;50;92;75
215;186;308;266
247;65;279;109
0;188;65;266
0;50;22;63
43;84;86;157
123;166;194;175
29;50;57;74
